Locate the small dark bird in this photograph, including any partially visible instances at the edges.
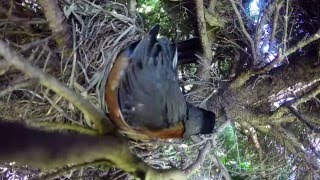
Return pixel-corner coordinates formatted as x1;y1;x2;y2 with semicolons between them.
105;25;215;140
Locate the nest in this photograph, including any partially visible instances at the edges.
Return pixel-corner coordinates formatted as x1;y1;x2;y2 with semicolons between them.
0;1;220;179
61;0;144;116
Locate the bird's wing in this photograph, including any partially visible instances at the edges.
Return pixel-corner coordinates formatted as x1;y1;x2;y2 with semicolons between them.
118;25;187;131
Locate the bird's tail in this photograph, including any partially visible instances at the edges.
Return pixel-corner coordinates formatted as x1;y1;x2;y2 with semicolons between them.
130;25;160;61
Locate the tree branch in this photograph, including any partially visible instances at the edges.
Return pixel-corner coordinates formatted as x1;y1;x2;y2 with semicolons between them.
0;120;186;180
293;84;320;107
257;28;320;74
0;40;112;134
254;0;281;66
0;79;37;97
195;0;212;61
183;120;231;177
29;121;99;136
273;125;320;170
183;140;212;175
129;0;137;19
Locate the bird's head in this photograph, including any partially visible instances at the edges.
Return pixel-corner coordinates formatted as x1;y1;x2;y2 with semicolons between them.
183;103;216;138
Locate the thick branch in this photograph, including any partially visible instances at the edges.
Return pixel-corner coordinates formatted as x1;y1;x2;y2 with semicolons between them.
0;40;111;134
0;120;186;179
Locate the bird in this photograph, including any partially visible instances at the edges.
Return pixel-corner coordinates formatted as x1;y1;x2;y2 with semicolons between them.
104;25;215;140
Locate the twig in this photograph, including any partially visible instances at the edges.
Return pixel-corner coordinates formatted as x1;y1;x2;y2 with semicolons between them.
183;140;212;175
0;79;38;97
211;153;231;180
41;92;81;125
0;17;46;24
183;119;231;176
19;33;58;52
1;1;13;38
0;40;112;134
283;0;290;54
270;1;284;43
255;0;281;60
274;125;320;170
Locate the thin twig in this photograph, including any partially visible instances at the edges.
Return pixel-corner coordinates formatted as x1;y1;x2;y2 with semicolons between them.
0;79;38;97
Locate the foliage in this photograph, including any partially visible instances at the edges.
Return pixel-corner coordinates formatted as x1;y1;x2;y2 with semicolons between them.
137;0;197;40
137;0;175;37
